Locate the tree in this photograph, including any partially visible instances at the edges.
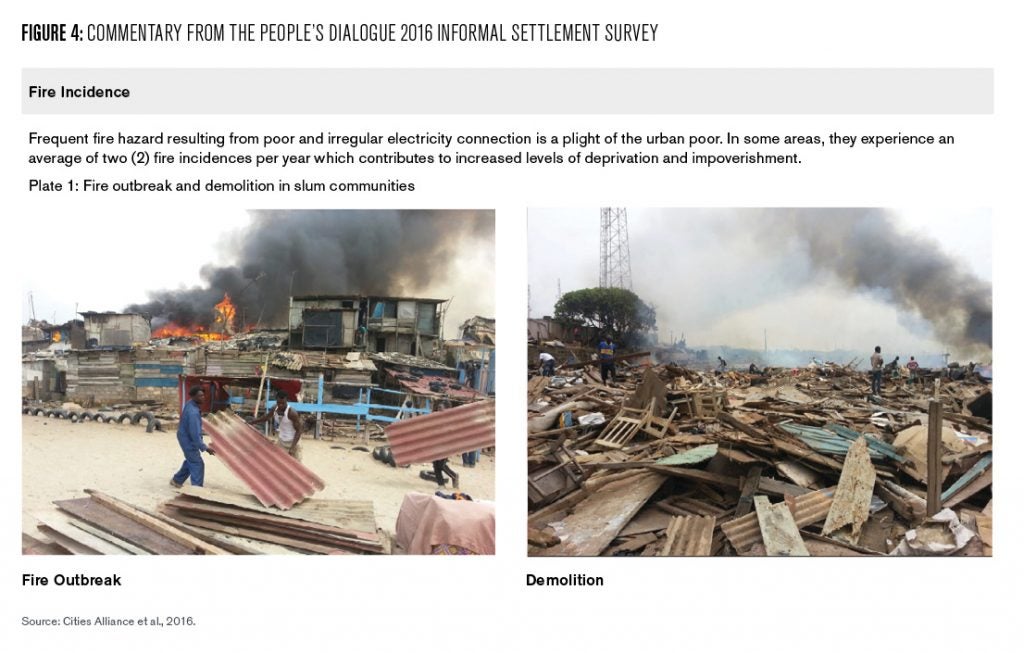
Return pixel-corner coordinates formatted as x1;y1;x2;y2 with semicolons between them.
554;287;656;345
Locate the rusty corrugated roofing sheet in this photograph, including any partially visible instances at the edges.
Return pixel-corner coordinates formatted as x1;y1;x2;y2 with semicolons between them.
385;400;495;465
660;515;716;556
202;411;325;510
719;487;835;552
385;369;483;400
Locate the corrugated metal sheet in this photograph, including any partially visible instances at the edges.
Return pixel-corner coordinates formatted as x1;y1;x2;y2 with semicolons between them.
386;400;495;465
660;515;716;556
720;487;835;552
779;422;906;463
202;411;325;510
385;369;483;400
941;453;992;502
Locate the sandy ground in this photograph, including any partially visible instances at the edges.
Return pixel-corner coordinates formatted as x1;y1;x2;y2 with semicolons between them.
21;415;495;543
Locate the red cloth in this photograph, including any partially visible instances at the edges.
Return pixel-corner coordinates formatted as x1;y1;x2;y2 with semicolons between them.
394;492;495;555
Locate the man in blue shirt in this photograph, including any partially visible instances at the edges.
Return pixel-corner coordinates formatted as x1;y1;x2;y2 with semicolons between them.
597;336;617;385
170;386;215;488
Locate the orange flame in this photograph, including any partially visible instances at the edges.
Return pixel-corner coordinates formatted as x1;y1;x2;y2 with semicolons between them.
151;293;240;341
213;293;237;335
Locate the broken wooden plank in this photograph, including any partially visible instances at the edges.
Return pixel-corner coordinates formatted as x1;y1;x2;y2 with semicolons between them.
61;516;151;555
754;496;809;556
942;443;992;464
659;515;715;556
582;461;741;491
605;532;658;556
975;515;992;556
85;490;229;555
34;509;128;555
756;476;814;498
55;498;192;555
735;464;764;517
799;530;881;556
37;525;101;555
876;480;927;523
941;453;993;504
776;460;822;488
527;527;561;548
822;437;876;540
22;532;70;555
942;467;993;509
619;505;675;537
927;400;943;514
539;472;666;556
717;411;772;442
768;437;845;472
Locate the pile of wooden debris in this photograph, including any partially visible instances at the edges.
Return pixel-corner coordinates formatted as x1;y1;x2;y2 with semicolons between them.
528;359;992;557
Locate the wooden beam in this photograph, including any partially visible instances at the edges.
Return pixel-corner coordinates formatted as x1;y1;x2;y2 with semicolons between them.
86;489;229;555
927;400;943;515
735;464;764;517
942;467;993;509
582;461;742;491
876;480;927;523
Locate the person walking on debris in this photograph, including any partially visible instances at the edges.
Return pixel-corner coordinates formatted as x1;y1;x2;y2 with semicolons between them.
597;336;617;385
887;355;901;381
718;356;728;371
870;346;884;396
249;390;304;460
907;356;920;385
170;386;215;488
538;351;556;377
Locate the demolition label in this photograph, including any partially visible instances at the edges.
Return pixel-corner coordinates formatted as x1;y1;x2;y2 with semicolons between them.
526;573;604;587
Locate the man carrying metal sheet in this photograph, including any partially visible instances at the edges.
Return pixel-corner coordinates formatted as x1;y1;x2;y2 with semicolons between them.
170;386;216;488
250;390;304;460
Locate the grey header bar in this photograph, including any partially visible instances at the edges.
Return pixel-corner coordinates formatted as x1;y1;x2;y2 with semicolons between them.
23;68;993;115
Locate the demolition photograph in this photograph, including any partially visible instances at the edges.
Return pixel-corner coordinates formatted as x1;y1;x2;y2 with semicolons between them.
22;209;497;555
527;207;992;557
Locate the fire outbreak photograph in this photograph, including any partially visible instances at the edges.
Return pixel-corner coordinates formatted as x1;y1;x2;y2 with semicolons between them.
22;209;497;556
527;208;992;558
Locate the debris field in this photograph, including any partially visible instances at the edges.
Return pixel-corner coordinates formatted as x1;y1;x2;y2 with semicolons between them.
527;356;992;557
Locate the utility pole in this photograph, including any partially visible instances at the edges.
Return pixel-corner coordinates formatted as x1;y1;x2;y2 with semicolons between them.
599;208;632;290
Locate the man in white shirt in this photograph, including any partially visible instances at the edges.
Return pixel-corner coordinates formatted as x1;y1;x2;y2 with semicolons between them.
538;352;556;376
250;390;304;460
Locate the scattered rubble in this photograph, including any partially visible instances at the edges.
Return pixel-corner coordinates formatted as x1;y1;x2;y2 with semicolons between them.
528;357;992;557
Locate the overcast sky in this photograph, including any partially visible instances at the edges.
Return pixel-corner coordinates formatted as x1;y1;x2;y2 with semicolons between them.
528;208;991;359
23;209;495;337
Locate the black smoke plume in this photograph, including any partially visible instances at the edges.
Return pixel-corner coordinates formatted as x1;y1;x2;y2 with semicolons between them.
759;208;991;356
127;210;494;328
